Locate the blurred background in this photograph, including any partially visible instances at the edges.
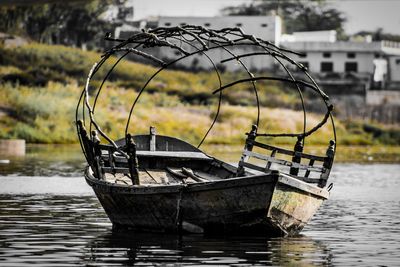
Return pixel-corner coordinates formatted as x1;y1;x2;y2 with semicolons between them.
0;0;399;160
1;2;400;266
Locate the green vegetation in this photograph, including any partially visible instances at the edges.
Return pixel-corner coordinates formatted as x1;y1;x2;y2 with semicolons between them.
0;42;399;162
0;0;115;47
0;80;332;145
0;43;301;107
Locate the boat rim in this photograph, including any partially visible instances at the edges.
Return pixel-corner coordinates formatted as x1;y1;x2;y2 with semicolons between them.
84;166;329;199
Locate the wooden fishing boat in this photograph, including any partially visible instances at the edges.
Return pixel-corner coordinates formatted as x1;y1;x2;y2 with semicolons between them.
76;26;336;236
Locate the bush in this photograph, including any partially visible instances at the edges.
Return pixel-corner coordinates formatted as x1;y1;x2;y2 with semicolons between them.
2;72;34;85
363;123;383;138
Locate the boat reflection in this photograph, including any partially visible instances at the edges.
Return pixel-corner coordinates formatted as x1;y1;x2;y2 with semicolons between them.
84;230;332;266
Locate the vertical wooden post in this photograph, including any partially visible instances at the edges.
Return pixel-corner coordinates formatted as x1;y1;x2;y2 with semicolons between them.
77;120;93;163
290;136;303;176
126;133;140;185
107;147;116;175
319;140;335;188
237;124;257;177
304;159;315;178
150;126;156;151
265;149;276;170
91;130;105;180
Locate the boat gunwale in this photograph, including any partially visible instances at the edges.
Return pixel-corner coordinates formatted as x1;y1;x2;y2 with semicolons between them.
84;166;329;199
278;173;330;199
84;166;278;194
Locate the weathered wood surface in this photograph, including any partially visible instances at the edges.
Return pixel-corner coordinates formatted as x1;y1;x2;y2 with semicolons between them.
238;127;335;186
113;135;204;153
241;150;325;172
81;130;330;236
267;174;328;235
86;167;329;236
88;170;278;234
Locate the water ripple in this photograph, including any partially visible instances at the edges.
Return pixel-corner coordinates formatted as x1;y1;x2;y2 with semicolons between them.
1;159;400;265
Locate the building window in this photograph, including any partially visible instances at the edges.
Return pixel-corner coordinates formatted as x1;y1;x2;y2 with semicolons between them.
345;62;358;72
396;59;400;64
236;23;242;27
261;23;268;27
204;23;211;27
321;62;333;72
323;52;331;58
347;52;356;58
299;52;307;58
299;62;309;70
164;22;171;26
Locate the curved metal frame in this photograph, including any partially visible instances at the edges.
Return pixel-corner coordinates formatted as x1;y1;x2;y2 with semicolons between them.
76;25;336;160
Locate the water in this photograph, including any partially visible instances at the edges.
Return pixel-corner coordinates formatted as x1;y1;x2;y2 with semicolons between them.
0;145;399;266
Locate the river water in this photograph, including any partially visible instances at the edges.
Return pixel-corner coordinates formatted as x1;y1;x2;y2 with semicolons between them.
0;145;399;266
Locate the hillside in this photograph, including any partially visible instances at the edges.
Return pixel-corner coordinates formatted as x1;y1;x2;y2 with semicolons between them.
0;43;399;150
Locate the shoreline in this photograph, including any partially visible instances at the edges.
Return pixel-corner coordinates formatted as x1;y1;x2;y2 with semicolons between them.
2;143;396;164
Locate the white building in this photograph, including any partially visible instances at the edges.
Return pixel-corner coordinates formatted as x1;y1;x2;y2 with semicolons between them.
157;16;282;45
282;41;384;73
281;30;337;43
281;39;400;90
115;15;400;97
280;37;400;105
118;15;283;72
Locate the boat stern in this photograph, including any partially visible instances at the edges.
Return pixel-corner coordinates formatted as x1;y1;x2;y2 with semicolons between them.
267;172;330;236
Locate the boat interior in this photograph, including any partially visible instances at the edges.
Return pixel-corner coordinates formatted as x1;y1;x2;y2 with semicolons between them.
78;123;334;188
98;132;240;186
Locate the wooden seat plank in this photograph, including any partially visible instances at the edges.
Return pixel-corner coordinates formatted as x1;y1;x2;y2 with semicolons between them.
248;140;326;162
243;150;325;172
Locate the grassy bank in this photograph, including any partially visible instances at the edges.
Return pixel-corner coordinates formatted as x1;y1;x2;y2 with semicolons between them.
0;43;300;108
0;80;335;145
0;42;399;162
16;143;400;164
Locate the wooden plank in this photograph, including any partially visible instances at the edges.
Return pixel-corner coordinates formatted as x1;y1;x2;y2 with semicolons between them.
243;150;325;172
150;126;156;151
101;151;211;164
102;167;130;174
239;161;267;173
244;150;290;166
298;177;320;183
249;140;294;156
137;151;212;160
277;174;330;199
298;152;326;162
266;150;276;170
101;155;127;165
248;140;326;162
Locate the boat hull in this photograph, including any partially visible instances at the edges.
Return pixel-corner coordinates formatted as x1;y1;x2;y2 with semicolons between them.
85;168;328;236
